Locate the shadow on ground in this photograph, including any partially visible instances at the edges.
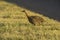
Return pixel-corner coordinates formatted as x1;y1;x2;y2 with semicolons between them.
4;0;60;21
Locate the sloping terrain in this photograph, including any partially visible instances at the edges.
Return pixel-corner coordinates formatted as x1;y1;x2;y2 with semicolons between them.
0;1;60;40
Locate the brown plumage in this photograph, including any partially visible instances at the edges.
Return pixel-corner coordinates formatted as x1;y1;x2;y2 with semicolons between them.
22;10;44;26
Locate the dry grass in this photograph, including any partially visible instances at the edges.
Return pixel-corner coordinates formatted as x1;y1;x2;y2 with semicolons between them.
0;0;60;40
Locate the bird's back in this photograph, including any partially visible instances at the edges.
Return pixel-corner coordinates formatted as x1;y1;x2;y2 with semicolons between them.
30;16;44;22
28;16;44;25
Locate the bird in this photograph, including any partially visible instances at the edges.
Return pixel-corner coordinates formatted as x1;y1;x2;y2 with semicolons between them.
22;10;44;26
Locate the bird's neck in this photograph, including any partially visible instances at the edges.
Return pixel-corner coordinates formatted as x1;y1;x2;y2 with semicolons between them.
25;11;28;17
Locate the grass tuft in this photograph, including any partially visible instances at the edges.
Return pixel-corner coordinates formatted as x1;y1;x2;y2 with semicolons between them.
0;22;5;27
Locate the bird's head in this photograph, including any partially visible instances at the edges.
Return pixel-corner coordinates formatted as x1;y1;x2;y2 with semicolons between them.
22;10;26;12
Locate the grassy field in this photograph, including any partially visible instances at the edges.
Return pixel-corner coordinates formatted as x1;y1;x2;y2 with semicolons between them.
0;0;60;40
